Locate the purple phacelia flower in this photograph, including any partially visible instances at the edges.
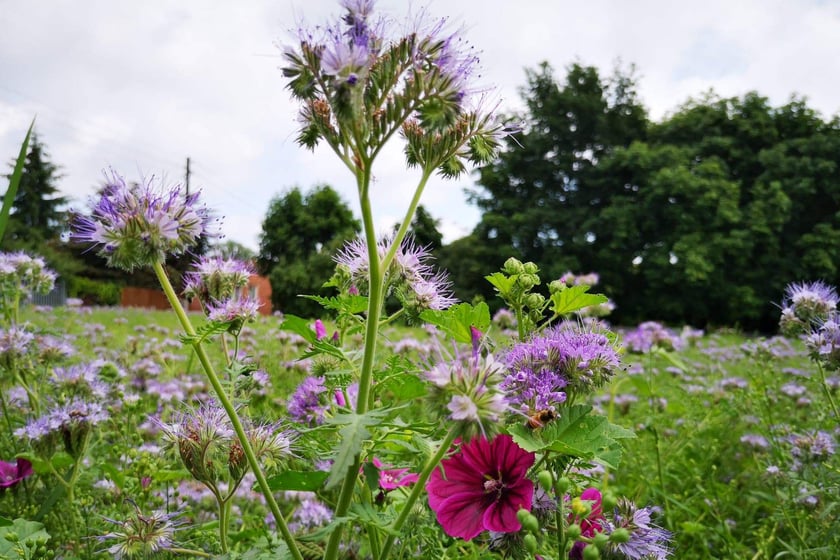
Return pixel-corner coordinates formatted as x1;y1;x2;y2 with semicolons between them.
183;256;253;307
780;280;838;335
287;376;329;426
501;322;621;411
71;169;214;271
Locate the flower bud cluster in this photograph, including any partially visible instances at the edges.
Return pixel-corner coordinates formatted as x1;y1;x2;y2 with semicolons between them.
779;281;838;336
155;401;294;492
0;251;56;301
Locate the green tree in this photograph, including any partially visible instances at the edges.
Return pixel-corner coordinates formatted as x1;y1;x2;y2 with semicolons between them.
4;132;67;245
258;185;359;316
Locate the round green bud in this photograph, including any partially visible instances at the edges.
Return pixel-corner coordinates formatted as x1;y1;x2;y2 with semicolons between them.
601;491;617;512
526;293;545;309
523;262;539;274
504;257;524;275
549;279;565;294
609;527;631;543
517;508;531;525
523;533;538;554
4;532;19;543
518;274;537;290
566;524;582;540
521;513;540;534
556;476;572;494
582;544;600;560
593;532;610;550
536;470;553;492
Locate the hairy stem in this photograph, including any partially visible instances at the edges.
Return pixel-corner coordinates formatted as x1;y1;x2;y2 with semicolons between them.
152;261;303;560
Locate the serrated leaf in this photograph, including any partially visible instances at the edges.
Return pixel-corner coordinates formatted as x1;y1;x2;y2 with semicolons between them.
305;294;369;315
508;405;631;468
279;314;318;344
325;411;386;489
266;470;329;492
377;371;427;401
0;518;50;558
549;284;609;316
485;272;514;298
180;320;230;345
419;302;491;343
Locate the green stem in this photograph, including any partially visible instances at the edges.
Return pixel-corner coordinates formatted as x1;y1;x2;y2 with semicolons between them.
168;548;213;558
379;427;459;560
381;168;432;273
816;361;840;419
152;261;303;560
324;165;381;560
217;494;230;554
0;389;17;452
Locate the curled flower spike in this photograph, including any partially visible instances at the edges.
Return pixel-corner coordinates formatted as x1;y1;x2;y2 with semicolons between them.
282;1;516;176
98;504;186;559
72;170;214;271
183;256;253;307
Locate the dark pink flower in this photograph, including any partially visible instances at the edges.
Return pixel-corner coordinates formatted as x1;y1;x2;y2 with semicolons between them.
0;457;33;489
371;458;419;490
313;319;327;340
426;434;535;540
569;488;606;560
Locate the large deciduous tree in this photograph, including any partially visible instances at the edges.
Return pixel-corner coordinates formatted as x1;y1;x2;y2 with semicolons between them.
258;185;359;316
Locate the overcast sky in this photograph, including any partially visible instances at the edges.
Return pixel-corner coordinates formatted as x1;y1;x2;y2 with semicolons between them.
1;0;839;251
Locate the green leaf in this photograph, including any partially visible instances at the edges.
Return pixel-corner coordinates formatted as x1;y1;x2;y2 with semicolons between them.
305;294;369;315
0;516;11;527
419;302;491;343
266;470;329;492
99;462;125;489
50;452;74;470
0;118;34;244
549;285;609;316
485;272;514;298
377;371;427;401
0;518;50;559
324;411;386;489
279;314;318;344
180;320;231;345
15;453;50;475
509;405;634;468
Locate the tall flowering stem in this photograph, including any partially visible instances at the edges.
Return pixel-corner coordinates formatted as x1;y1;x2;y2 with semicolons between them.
151;261;304;560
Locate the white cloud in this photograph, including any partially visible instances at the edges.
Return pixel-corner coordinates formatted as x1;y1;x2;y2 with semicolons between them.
1;0;838;255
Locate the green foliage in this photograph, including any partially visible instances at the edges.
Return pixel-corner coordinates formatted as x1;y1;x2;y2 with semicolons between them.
419;302;491;343
463;62;840;330
258;185;360;317
0;519;51;560
66;276;121;305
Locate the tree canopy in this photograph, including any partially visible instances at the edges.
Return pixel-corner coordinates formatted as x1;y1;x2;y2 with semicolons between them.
258;185;359;316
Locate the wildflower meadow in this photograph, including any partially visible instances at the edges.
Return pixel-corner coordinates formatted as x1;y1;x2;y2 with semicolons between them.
1;2;838;560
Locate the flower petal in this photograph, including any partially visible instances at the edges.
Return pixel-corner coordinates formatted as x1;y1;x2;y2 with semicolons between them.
433;491;488;541
482;478;534;533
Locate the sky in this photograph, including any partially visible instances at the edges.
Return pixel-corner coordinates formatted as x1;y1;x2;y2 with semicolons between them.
1;0;839;252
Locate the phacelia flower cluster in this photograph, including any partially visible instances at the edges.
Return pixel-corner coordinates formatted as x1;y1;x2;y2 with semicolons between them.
183;256;254;307
501;322;621;413
283;0;514;176
334;235;456;316
779;281;838;336
0;251;56;299
16;398;110;458
425;350;508;437
98;506;185;559
623;321;685;354
72;170;213;271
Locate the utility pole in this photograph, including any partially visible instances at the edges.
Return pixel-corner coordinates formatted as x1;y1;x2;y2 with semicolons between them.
185;157;191;197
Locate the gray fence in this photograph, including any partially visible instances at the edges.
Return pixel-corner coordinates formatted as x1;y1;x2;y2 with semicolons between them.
31;280;67;307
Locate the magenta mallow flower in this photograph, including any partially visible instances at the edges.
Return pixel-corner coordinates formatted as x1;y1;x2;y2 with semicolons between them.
427;434;535;541
0;457;33;489
72;169;213;271
369;458;419;490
